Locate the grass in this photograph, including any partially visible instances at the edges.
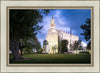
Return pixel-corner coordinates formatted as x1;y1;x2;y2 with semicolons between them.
10;53;91;64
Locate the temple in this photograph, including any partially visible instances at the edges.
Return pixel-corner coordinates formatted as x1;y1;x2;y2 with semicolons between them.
43;17;79;54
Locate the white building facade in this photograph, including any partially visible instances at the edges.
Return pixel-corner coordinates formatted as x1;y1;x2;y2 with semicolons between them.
45;17;79;54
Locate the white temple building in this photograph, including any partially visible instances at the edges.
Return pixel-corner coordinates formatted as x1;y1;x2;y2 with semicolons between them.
44;17;79;54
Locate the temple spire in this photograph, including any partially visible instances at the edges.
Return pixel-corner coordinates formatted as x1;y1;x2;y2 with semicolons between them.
50;16;55;29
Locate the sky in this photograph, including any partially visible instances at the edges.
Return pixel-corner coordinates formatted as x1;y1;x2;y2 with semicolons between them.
36;9;91;47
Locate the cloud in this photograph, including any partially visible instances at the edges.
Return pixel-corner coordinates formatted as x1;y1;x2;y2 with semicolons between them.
56;26;70;32
54;10;67;25
58;19;65;25
81;41;87;47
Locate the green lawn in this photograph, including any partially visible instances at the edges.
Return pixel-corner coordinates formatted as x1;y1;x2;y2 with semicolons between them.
10;53;91;64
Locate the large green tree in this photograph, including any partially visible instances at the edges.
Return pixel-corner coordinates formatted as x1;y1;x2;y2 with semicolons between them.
61;40;68;53
80;18;91;50
10;9;50;60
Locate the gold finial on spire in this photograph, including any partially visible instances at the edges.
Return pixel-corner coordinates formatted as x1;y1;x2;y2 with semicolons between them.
51;16;54;23
50;16;55;29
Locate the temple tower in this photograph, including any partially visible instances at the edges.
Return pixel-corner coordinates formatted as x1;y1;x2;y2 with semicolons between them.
46;17;58;54
50;17;56;29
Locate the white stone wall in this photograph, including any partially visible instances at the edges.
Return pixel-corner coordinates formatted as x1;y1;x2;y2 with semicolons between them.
46;18;79;53
46;30;58;54
46;28;79;53
58;30;79;52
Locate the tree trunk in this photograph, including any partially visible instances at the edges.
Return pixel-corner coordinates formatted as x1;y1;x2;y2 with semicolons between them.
10;38;22;60
20;48;23;56
20;49;22;56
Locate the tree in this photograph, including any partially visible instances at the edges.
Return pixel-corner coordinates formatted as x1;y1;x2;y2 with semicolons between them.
36;40;41;53
10;9;50;60
72;40;81;51
87;41;91;50
37;49;43;54
58;34;60;53
61;40;68;53
19;39;26;56
80;18;91;50
80;19;91;41
20;37;41;54
23;42;33;54
72;40;81;53
78;45;84;50
52;46;56;54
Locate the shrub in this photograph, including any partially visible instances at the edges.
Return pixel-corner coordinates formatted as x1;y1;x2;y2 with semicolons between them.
79;51;89;54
